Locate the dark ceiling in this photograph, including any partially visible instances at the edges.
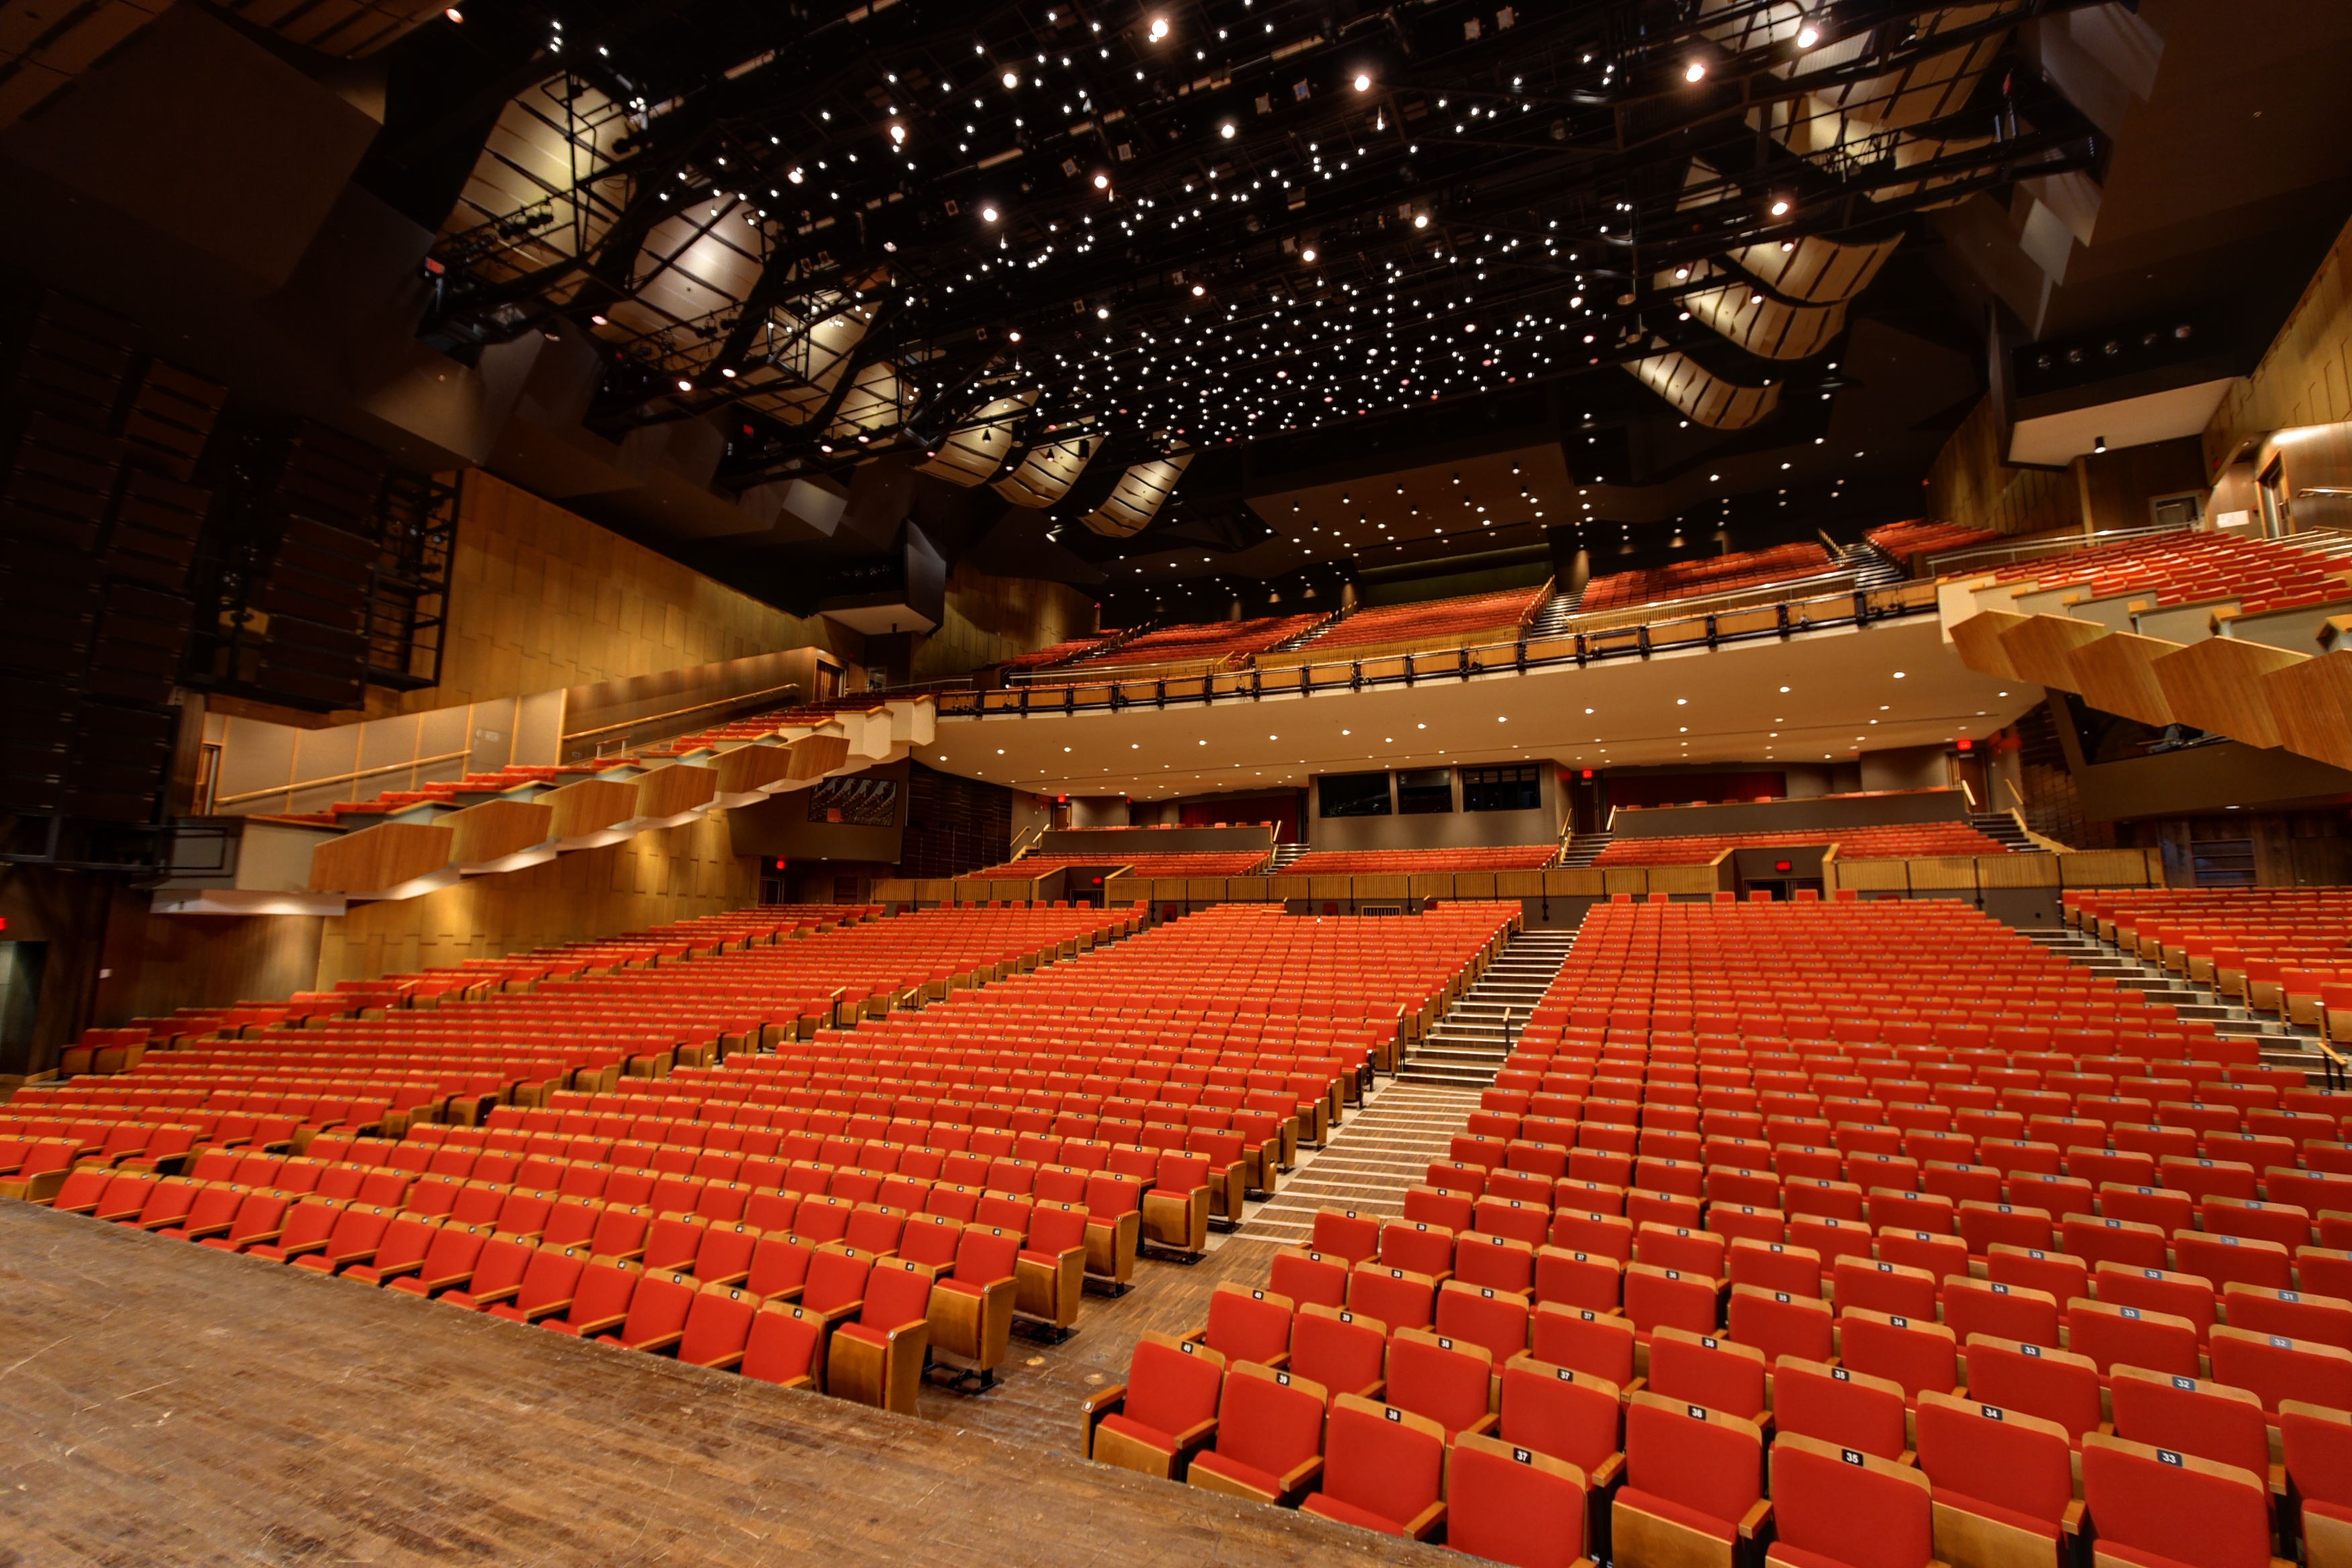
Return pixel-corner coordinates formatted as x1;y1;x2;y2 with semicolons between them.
3;0;2349;626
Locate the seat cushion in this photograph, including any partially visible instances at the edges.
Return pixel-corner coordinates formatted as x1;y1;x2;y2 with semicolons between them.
834;1321;890;1348
1095;1414;1177;1458
1300;1491;1408;1535
1769;1545;1865;1568
2311;1501;2352;1526
1615;1485;1740;1545
1189;1449;1283;1498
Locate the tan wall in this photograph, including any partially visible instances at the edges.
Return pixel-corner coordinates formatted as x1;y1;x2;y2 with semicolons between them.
1927;397;2211;539
912;558;1094;683
2206;211;2352;470
364;471;855;719
313;813;753;984
1925;395;2079;538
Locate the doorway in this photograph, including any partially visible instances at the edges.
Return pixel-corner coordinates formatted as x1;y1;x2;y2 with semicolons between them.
0;942;48;1079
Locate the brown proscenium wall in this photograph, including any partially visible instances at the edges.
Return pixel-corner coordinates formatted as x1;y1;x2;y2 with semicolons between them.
1611;787;1972;840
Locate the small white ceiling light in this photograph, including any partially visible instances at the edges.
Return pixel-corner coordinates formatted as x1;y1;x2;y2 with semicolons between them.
1002;70;1020;88
1148;17;1169;41
1685;61;1706;82
981;205;999;222
1220;121;1237;138
1353;72;1372;92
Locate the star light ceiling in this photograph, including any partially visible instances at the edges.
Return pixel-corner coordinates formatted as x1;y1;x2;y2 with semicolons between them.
422;0;2102;499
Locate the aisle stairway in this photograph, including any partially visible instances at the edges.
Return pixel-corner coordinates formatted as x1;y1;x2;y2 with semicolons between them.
1969;812;2039;853
1558;830;1613;868
1524;585;1578;636
1234;1080;1485;1245
1265;843;1310;872
2026;929;2318;1072
1398;927;1580;1086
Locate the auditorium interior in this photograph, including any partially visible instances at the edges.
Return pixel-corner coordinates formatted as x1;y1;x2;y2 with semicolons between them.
9;1;2352;1564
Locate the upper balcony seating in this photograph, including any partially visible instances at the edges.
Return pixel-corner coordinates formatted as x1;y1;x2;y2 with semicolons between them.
1299;588;1545;655
1592;822;2008;867
1001;634;1121;670
1865;521;2000;562
1058;616;1322;672
1983;530;2349;616
965;851;1272;879
1284;846;1561;876
1577;544;1834;615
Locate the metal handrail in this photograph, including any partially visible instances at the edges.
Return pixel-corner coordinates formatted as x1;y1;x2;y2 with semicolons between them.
562;680;806;743
1922;521;2193;577
214;749;474;809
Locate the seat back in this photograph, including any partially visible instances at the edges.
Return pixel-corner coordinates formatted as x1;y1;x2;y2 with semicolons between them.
2208;1324;2352;1413
1445;1430;1588;1568
564;1259;640;1327
1646;1327;1767;1421
859;1259;932;1328
1312;1208;1381;1266
1960;1335;2103;1444
1346;1263;1436;1331
1386;1327;1494;1440
1836;1309;1957;1400
1124;1335;1226;1437
801;1246;875;1314
1319;1393;1445;1527
1498;1354;1620;1473
1770;1430;1934;1568
741;1303;822;1385
516;1245;588;1312
2080;1432;2274;1568
953;1226;1020;1285
1913;1389;2073;1524
1268;1249;1349;1310
678;1285;759;1365
1434;1282;1530;1367
620;1271;699;1344
1771;1357;1909;1461
2110;1366;2269;1480
1622;1391;1764;1526
2282;1400;2352;1510
1378;1220;1455;1277
1530;1304;1636;1387
1204;1284;1294;1367
1212;1362;1326;1480
1289;1304;1386;1402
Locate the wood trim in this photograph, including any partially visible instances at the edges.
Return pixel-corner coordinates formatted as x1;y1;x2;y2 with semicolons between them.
307;821;454;893
2261;649;2352;771
634;763;718;820
1996;614;2108;691
542;777;640;838
2063;632;2184;728
444;799;554;865
1949;610;2031;679
2149;637;2308;749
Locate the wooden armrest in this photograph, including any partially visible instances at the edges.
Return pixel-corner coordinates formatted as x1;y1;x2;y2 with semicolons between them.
571;1312;629;1336
1170;1416;1218;1453
1403;1501;1446;1542
1589;1452;1625;1488
1465;1412;1500;1438
1081;1385;1127;1418
1737;1498;1773;1542
633;1330;685;1354
520;1295;573;1322
1277;1456;1324;1496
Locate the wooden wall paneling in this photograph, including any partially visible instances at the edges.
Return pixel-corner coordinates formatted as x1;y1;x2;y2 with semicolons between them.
1308;875;1351;903
111;912;328;1027
2205;213;2352;474
789;734;854;781
1226;876;1271;901
1100;875;1143;905
1601;869;1650;897
2059;848;2163;887
1543;869;1604;897
1927;395;2087;538
1832;859;1910;891
1950;611;2032;679
1353;875;1410;901
1455;872;1498;899
2149;638;2308;749
307;820;454;892
544;777;640;839
1184;878;1224;903
712;742;795;795
1977;852;2061;889
1494;871;1546;898
1647;865;1719;897
635;763;718;820
1998;616;2108;691
1268;875;1310;901
444;798;554;865
872;878;917;902
1408;873;1454;902
365;472;856;722
313;815;751;985
2261;649;2352;771
1905;856;1980;891
2064;632;2185;728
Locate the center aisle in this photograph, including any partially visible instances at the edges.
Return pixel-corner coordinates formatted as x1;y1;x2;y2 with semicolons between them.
1234;1081;1486;1245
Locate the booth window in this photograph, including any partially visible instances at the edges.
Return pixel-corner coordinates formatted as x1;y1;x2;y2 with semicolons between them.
1318;771;1392;817
1462;765;1540;812
1397;769;1453;815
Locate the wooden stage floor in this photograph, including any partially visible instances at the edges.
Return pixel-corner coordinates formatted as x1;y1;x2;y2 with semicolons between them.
0;1203;1442;1567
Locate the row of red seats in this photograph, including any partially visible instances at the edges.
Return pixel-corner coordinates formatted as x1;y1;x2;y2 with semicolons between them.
960;851;1272;879
1864;520;2000;560
1577;541;1836;614
1590;822;2010;867
1053;613;1320;671
1283;845;1562;876
1301;586;1544;654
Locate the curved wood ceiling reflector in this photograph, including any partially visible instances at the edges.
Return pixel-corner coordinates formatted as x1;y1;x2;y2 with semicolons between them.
914;393;1034;487
1079;449;1195;538
992;434;1097;508
1624;352;1783;430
